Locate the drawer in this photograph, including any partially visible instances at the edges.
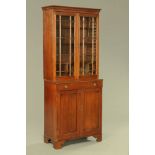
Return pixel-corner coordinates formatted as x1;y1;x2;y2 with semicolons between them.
56;80;102;91
57;83;75;90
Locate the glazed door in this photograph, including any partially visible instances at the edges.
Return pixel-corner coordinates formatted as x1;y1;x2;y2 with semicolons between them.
81;88;101;135
56;14;75;78
79;16;98;77
58;90;80;139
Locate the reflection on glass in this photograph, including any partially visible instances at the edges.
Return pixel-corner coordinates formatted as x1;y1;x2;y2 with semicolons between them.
80;16;97;76
56;15;74;77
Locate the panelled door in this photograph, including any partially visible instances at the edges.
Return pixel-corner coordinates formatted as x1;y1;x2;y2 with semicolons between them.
58;90;80;139
80;88;102;135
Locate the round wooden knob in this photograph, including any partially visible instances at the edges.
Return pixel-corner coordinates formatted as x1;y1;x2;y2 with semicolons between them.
93;83;97;86
64;85;68;88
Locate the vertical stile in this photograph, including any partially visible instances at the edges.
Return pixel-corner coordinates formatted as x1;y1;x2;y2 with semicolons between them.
82;17;85;75
92;17;94;75
74;15;76;78
96;16;99;76
59;15;61;76
75;14;79;79
69;16;72;76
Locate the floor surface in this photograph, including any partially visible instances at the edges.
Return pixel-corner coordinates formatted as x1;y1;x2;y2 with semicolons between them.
27;122;128;155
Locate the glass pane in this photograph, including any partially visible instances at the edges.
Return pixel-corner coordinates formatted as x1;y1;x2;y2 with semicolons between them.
56;15;74;77
80;16;97;76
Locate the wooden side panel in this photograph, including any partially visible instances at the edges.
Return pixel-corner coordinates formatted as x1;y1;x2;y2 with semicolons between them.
44;82;53;138
58;90;79;139
44;82;57;140
81;88;101;135
43;10;53;80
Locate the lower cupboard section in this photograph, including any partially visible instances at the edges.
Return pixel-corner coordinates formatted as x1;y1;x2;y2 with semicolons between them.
44;80;103;149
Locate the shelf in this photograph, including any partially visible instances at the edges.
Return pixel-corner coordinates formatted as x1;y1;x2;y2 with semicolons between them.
56;43;74;46
56;19;74;22
80;61;96;64
56;71;69;73
56;53;74;55
81;53;96;55
56;26;74;29
80;42;96;44
56;62;74;64
56;52;74;54
80;27;96;30
79;43;96;46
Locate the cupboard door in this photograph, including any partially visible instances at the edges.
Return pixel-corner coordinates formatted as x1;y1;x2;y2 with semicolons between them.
79;16;97;76
81;88;101;135
56;15;75;77
58;90;80;139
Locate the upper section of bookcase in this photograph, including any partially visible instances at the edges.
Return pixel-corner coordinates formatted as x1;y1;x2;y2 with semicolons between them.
42;5;101;12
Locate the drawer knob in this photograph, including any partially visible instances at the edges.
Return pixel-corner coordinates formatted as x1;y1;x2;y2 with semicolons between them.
64;85;68;88
93;83;97;86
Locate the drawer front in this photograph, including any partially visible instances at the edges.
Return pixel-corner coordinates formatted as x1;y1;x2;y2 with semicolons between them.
56;80;102;91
